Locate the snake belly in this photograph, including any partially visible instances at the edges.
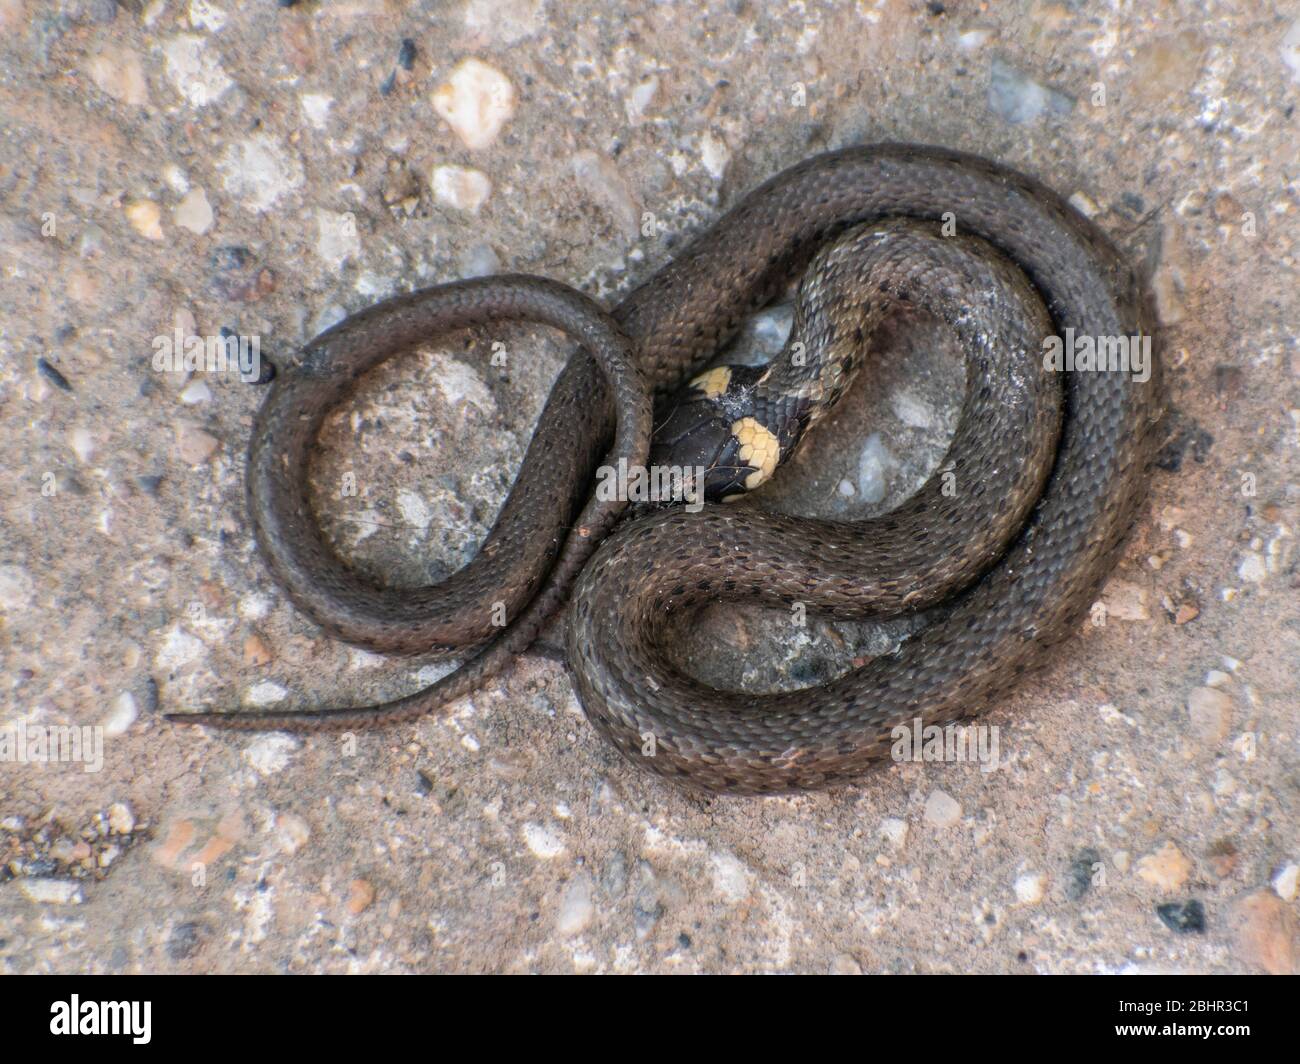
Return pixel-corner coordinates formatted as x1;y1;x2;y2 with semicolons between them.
170;144;1160;797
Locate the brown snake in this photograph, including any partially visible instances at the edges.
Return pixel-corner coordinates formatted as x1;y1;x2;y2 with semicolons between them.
167;144;1161;795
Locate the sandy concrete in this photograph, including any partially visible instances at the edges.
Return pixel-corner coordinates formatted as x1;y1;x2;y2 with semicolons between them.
1;0;1297;973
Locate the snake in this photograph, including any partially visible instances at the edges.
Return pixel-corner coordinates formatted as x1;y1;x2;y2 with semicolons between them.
166;143;1161;795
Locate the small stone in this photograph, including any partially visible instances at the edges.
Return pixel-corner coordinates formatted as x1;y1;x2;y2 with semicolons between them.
1100;578;1149;621
217;134;305;213
153;819;196;869
315;209;362;269
19;879;83;905
1014;872;1045;905
69;426;95;463
125;199;164;240
831;953;862;975
1136;840;1193;893
431;58;515;150
274;812;310;855
243;733;299;775
463;0;544;45
1156;899;1206;934
1231;891;1296;975
1068;191;1100;218
347;878;375;915
176;422;220;464
455;242;499;279
102;692;138;736
1281;17;1300;82
174;188;213;234
924;789;962;828
987;56;1074;124
243;634;273;666
163;32;235;107
167;921;208;960
522;822;565;859
1067;848;1103;900
107;802;135;834
698;131;730;181
1237;552;1266;583
1187;686;1232;744
709;852;753;903
571;151;640;240
857;433;895;504
1173;602;1199;625
556;874;595;937
879;817;907;848
0;565;34;611
178;378;211;405
431;164;492;212
86;45;148;105
300;93;333;130
1273;863;1299;902
625;75;658;124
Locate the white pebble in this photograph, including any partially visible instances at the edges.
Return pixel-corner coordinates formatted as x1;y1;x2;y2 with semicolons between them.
173;187;213;234
162;34;233;108
709;852;753;903
523;822;565;859
243;734;300;776
102;692;138;737
69;426;95;463
218;134;304;213
300;93;333;130
1272;862;1299;902
19;879;83;905
1237;552;1266;583
179;378;211;404
396;490;432;532
1014;872;1045;905
246;681;287;706
431;164;492;212
107;802;135;834
432;58;515;150
557;874;595;937
924;789;962;828
879;817;908;847
857;433;895;504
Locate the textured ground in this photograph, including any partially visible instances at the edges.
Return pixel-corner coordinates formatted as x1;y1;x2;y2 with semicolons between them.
1;0;1297;974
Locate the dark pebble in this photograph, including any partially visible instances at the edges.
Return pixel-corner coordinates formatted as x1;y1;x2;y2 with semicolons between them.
398;38;417;71
211;246;253;272
136;474;164;495
415;770;434;796
167;921;209;960
1155;410;1213;473
37;358;73;392
379;70;397;96
1156;899;1206;933
1067;847;1102;900
1213;364;1243;402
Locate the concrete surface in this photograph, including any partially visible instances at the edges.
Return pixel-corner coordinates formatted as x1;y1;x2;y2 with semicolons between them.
1;0;1297;974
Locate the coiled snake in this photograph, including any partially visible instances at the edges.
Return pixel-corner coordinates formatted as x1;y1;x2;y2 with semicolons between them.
167;144;1161;795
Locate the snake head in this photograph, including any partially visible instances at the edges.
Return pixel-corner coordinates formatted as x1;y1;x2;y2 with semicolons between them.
648;364;778;503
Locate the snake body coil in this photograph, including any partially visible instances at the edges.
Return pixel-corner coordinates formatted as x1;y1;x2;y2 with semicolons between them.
168;144;1160;795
